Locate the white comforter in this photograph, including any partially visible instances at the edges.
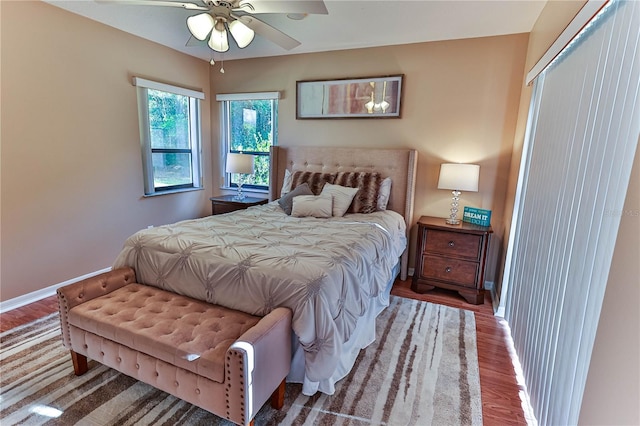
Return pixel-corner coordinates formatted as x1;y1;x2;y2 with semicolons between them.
112;202;406;382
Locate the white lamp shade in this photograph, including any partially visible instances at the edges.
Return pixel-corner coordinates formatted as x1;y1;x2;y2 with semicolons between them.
186;13;214;41
228;20;255;48
208;22;229;52
437;163;480;192
226;153;254;174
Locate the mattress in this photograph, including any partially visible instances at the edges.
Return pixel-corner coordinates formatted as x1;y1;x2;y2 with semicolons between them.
112;202;407;386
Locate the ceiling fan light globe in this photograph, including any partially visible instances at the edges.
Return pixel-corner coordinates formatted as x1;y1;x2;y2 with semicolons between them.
208;26;229;52
186;13;214;41
228;20;255;48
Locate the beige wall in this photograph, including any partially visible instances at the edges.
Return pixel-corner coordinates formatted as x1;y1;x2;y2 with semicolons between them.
1;1;211;301
525;0;588;72
210;34;529;281
502;0;639;423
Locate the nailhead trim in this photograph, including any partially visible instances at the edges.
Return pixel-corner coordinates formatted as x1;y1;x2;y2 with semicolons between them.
57;291;72;348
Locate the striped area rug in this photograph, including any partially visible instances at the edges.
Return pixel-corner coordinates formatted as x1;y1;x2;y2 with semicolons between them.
0;296;482;425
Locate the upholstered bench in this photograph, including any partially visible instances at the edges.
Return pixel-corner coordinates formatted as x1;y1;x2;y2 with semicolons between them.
56;267;291;426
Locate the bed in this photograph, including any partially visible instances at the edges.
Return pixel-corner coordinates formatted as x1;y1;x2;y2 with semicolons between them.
113;146;417;396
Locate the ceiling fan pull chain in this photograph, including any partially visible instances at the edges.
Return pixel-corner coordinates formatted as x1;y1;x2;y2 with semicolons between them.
219;29;225;73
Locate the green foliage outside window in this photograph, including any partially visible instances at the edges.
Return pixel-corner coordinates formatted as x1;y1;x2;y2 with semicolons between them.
149;90;189;149
229;99;274;187
148;90;192;188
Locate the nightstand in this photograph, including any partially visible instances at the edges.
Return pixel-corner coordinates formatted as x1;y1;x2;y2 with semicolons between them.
209;195;268;215
411;216;493;304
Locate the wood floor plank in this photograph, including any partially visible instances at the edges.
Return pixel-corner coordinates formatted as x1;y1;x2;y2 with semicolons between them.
2;277;529;425
0;295;59;332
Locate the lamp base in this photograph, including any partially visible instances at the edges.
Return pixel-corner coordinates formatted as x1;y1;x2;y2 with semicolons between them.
232;189;246;201
233;182;245;201
445;190;462;225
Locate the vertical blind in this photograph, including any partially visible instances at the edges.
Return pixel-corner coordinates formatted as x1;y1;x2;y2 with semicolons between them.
503;1;640;425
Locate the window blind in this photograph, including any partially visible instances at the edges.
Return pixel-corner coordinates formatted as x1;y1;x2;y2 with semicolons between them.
502;1;640;424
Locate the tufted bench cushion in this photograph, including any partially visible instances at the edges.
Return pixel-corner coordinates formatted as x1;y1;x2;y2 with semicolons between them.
67;283;260;384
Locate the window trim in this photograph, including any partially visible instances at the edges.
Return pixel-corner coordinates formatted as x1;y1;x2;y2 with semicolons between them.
134;77;205;196
218;92;280;193
134;77;205;100
216;91;280;101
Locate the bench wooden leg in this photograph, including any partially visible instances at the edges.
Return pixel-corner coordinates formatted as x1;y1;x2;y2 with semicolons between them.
270;379;286;409
70;350;88;375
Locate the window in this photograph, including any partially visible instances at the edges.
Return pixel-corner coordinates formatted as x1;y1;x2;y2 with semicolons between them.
134;77;204;196
217;92;279;191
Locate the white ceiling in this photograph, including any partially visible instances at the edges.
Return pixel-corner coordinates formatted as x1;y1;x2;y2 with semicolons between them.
45;0;546;62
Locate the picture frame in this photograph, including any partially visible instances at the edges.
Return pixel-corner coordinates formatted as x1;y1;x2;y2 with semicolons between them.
296;75;403;119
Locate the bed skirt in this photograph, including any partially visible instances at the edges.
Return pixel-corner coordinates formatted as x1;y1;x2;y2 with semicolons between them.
287;262;399;396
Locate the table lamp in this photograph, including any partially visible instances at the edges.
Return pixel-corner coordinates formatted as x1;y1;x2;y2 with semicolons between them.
226;153;254;200
437;163;480;225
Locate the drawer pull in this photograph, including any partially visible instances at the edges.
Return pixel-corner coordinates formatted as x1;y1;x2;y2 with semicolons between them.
445;267;452;273
448;241;455;247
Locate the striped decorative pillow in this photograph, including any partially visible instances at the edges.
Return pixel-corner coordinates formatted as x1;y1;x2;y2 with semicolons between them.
333;172;382;214
291;171;336;195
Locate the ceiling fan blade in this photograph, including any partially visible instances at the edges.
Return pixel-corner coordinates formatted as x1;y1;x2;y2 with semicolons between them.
235;15;301;50
95;0;208;11
239;0;327;15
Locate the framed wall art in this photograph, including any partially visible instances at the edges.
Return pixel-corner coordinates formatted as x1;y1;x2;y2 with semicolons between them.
296;75;403;119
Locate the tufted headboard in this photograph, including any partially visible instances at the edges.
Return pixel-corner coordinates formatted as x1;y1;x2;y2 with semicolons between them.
269;146;418;279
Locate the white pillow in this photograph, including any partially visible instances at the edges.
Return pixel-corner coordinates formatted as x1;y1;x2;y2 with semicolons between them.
291;194;333;218
320;183;359;217
281;169;292;196
377;177;392;210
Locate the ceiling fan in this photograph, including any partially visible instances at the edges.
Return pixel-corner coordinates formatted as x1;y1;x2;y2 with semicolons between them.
98;0;328;53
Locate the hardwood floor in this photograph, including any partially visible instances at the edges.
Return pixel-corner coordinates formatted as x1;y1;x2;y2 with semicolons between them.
0;295;59;332
1;279;529;425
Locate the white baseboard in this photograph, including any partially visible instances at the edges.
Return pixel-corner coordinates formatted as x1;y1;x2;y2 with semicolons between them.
483;280;501;315
0;267;112;314
408;267;414;277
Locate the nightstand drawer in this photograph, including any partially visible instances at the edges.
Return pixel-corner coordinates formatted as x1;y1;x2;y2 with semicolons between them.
420;255;479;287
213;203;242;215
424;230;482;260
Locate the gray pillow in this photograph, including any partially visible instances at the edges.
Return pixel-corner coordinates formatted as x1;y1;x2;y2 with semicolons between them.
278;182;313;215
